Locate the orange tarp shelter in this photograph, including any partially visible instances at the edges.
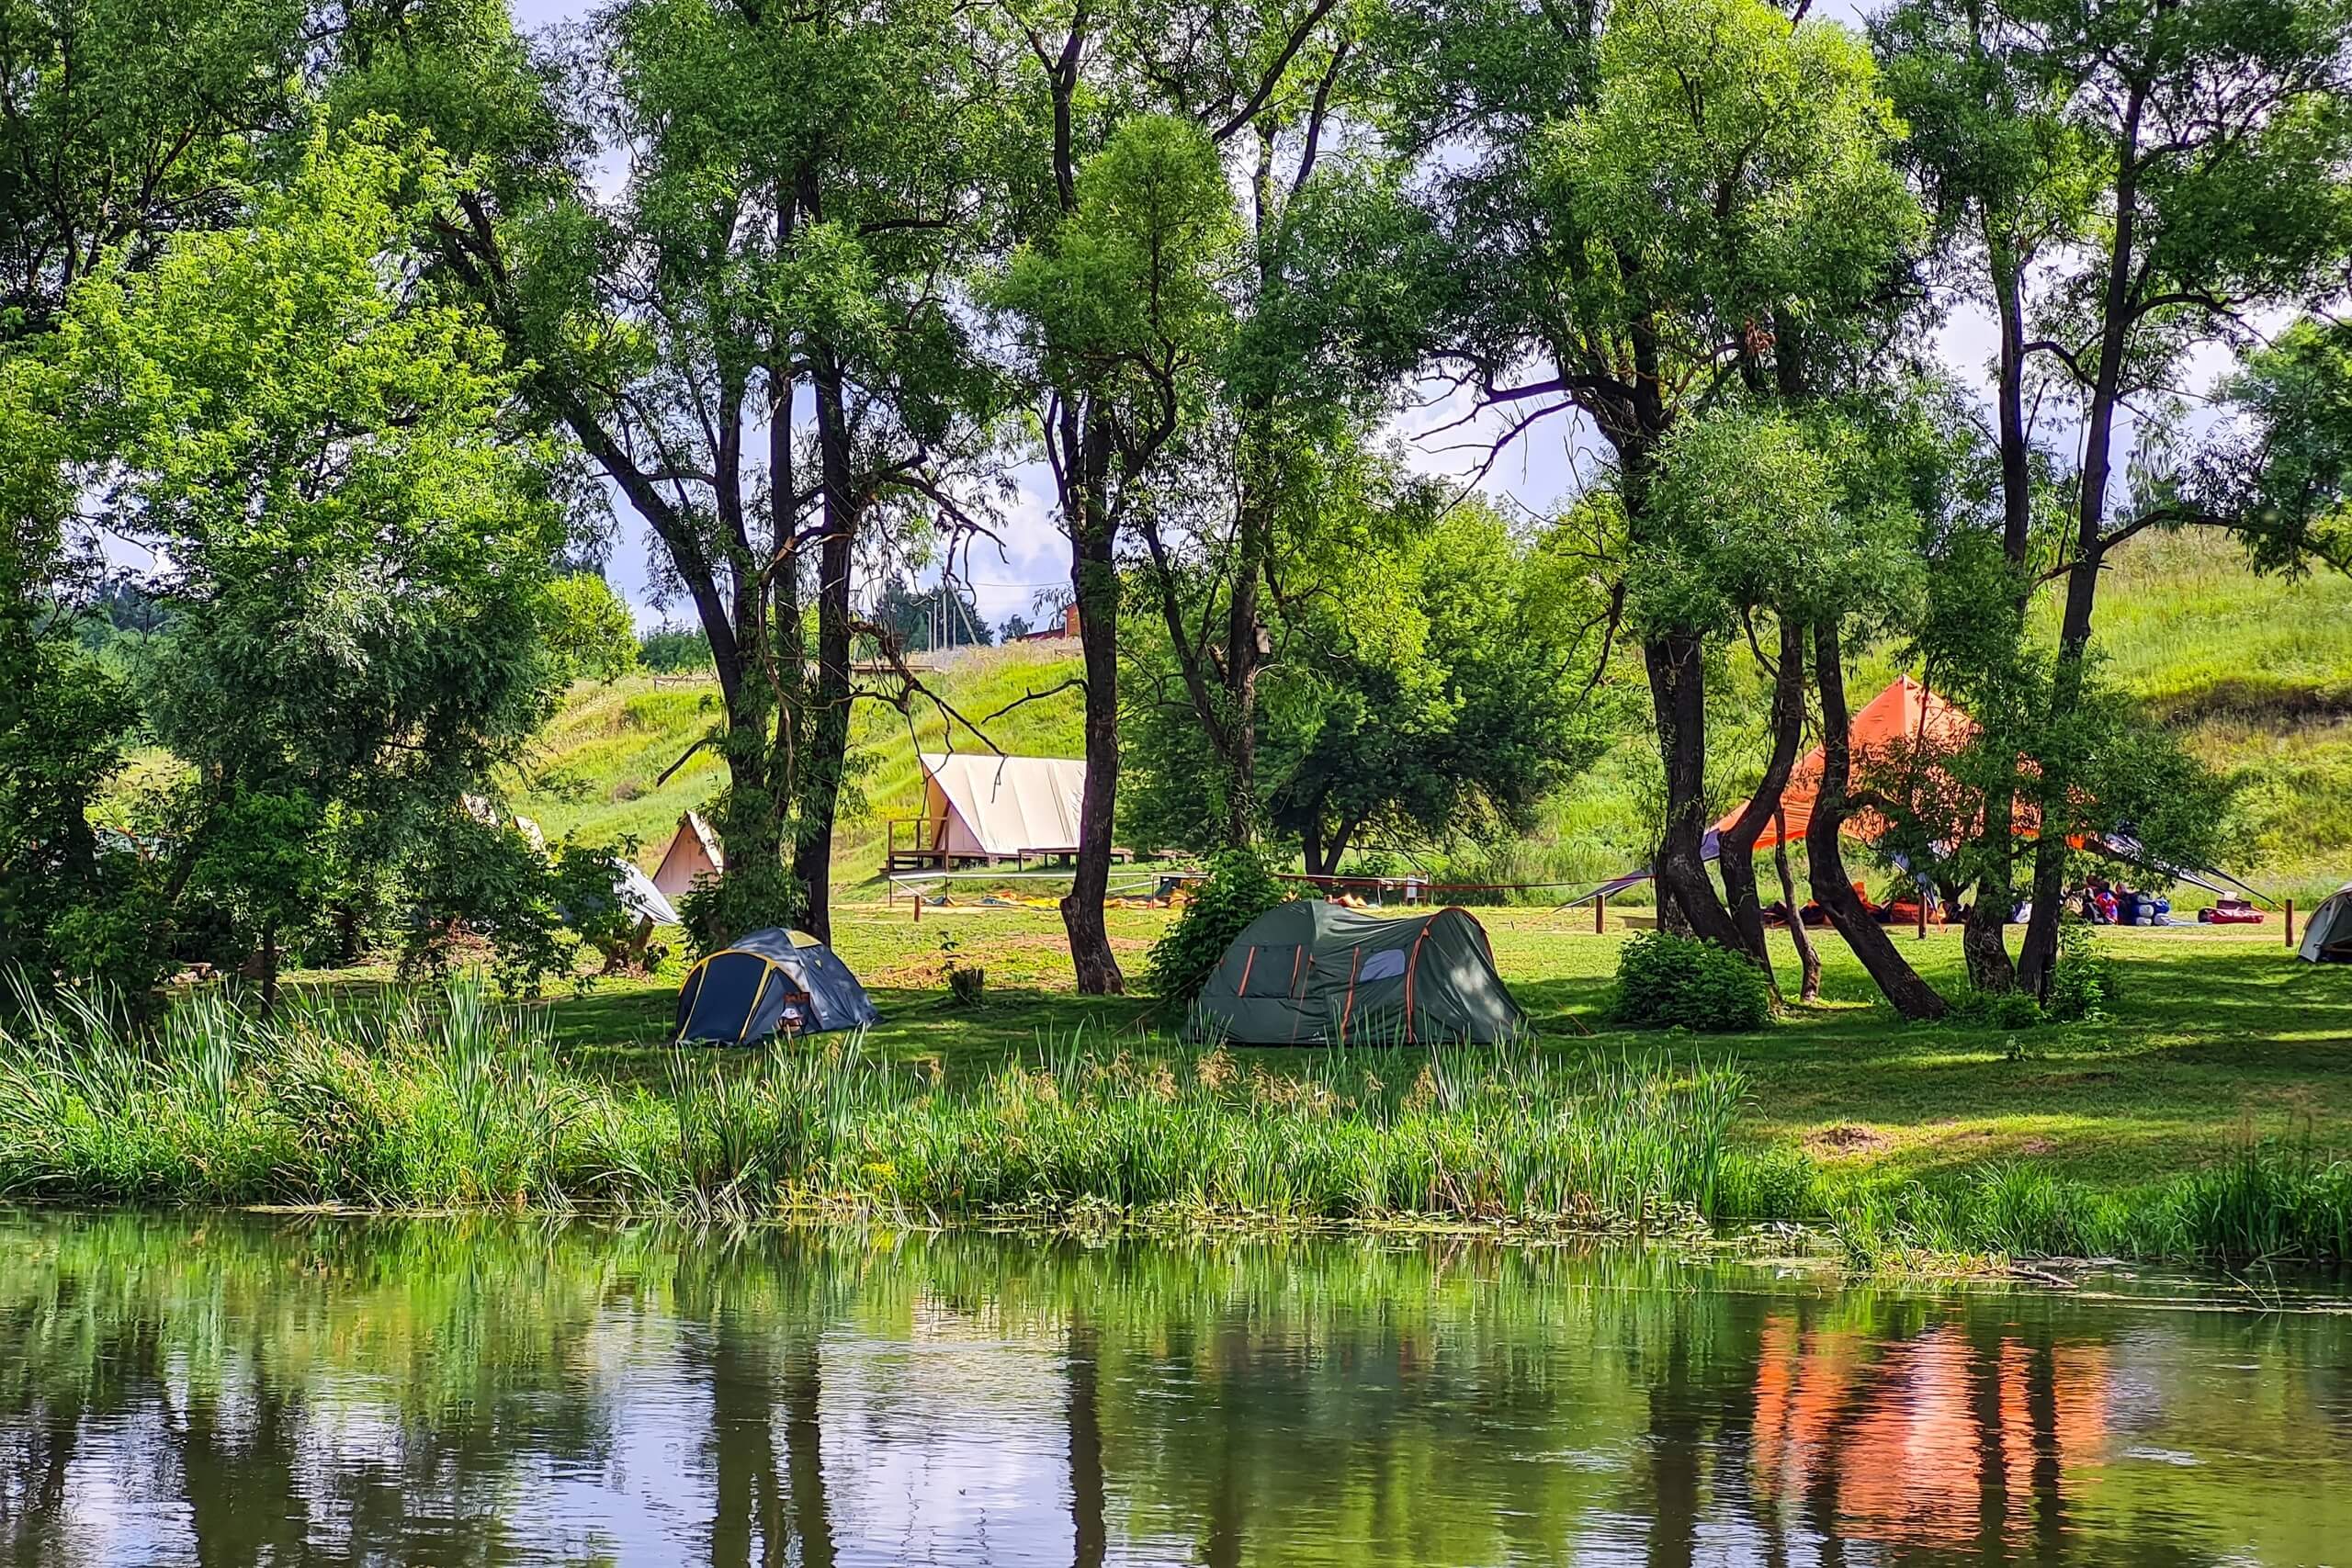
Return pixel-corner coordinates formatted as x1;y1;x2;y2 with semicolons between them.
1713;676;1981;851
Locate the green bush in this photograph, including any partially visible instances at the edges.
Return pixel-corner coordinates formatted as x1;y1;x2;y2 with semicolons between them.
1146;849;1289;1001
2045;915;2120;1021
1609;931;1772;1032
1949;987;2045;1030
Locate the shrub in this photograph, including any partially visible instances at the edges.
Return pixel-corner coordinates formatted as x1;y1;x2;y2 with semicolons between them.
2045;915;2119;1022
1609;931;1772;1032
1949;987;2045;1030
940;934;985;1007
1146;849;1289;1001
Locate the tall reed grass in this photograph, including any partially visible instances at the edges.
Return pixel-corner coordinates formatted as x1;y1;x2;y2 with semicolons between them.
15;979;2348;1268
1822;1142;2352;1270
0;978;1748;1232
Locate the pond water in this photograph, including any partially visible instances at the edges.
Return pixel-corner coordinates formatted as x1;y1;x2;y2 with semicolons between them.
3;1212;2349;1566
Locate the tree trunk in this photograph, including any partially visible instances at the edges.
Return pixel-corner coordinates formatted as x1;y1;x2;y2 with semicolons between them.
1963;891;2016;993
1806;622;1946;1020
2020;85;2145;998
1961;222;2033;995
783;1343;836;1568
1060;443;1125;995
1991;233;2033;567
1716;616;1809;982
1068;1323;1107;1568
791;357;856;945
1772;815;1819;1003
1220;424;1275;848
1644;632;1744;949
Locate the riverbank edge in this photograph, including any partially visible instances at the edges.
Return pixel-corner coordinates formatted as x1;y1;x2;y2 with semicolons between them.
6;977;2350;1275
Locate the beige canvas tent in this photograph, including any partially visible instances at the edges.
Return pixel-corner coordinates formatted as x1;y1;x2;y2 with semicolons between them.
652;810;725;901
890;753;1089;869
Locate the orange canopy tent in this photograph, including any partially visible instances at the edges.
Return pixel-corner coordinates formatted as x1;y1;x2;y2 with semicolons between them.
1712;676;1981;851
1571;674;2266;908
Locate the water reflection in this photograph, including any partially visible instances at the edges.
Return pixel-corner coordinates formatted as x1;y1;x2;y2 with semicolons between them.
0;1212;2346;1565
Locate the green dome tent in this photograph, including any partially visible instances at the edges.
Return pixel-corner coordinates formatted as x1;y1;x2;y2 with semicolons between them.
675;928;878;1043
2300;883;2352;963
1192;901;1528;1045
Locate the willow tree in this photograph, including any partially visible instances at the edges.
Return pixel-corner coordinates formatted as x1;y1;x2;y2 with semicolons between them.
1117;16;1442;852
341;0;1009;943
1643;401;1952;1017
986;0;1358;993
1879;0;2352;993
1398;0;1922;951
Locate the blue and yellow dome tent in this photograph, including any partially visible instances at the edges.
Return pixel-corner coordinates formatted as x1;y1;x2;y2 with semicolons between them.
674;928;878;1043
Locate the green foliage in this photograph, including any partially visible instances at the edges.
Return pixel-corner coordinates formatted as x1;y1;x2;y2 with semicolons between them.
1547;0;1921;355
1146;851;1289;1002
0;0;305;342
2044;915;2119;1023
1128;491;1617;866
992;114;1239;420
637;625;714;672
2200;319;2352;574
1829;1142;2352;1269
12;127;575;989
399;815;641;998
542;573;640;684
1610;931;1774;1032
1947;987;2047;1030
676;853;797;959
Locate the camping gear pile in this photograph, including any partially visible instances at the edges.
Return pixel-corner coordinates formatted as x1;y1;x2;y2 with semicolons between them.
2202;897;2265;925
1190;900;1527;1045
674;928;878;1043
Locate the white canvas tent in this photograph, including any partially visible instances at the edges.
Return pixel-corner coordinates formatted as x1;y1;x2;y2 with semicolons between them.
2301;882;2352;962
916;752;1087;863
612;859;680;927
652;810;725;901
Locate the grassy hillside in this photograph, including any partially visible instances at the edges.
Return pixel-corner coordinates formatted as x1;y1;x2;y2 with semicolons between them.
516;643;1087;881
522;538;2352;900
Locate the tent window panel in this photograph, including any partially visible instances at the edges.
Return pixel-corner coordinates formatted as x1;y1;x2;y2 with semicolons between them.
1356;949;1406;983
1241;947;1302;998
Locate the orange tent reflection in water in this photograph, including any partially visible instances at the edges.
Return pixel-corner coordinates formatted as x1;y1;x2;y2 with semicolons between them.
1750;1315;2109;1551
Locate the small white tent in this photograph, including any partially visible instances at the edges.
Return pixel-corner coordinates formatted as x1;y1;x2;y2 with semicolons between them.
917;753;1088;862
2300;883;2352;962
652;811;725;901
613;859;680;927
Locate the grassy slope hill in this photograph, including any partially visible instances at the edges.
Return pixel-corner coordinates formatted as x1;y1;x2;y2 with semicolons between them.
522;538;2352;899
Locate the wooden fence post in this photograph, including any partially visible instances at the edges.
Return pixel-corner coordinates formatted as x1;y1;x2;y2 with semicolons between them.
2286;898;2295;947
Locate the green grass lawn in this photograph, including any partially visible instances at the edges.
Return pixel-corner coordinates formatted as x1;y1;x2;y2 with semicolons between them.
535;903;2352;1201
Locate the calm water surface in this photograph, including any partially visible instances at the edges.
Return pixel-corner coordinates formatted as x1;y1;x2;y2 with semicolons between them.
2;1210;2348;1565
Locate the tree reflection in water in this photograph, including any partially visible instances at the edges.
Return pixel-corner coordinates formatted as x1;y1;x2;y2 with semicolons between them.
0;1212;2344;1565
